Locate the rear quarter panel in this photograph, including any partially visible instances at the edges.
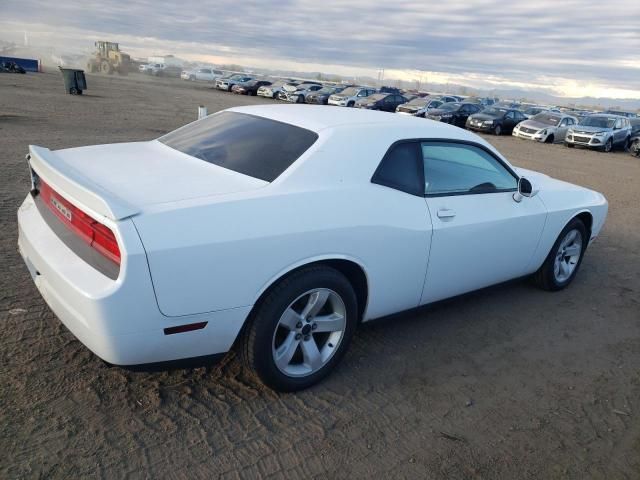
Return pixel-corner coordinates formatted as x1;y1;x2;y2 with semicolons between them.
133;188;431;319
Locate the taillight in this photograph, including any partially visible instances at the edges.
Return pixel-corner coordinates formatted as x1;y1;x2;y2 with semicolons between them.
39;180;121;265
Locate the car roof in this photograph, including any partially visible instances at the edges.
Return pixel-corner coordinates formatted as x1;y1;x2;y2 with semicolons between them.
226;105;483;141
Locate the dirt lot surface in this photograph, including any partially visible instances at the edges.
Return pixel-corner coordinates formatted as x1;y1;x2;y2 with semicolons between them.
1;71;639;479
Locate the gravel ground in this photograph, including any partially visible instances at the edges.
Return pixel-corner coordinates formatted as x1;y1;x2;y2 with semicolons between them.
1;71;639;479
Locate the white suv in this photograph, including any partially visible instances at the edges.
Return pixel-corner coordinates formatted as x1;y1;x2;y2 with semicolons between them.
328;87;377;107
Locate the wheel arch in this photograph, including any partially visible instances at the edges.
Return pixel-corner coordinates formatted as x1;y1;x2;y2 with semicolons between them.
252;256;370;323
574;210;593;239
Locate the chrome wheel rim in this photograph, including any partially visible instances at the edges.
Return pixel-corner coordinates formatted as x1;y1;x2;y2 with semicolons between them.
554;229;583;283
272;289;346;378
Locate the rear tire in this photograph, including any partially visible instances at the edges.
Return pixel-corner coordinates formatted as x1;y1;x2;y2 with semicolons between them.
533;218;587;291
240;266;358;392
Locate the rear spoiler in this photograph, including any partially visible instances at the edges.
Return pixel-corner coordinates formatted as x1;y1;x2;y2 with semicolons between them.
27;145;139;221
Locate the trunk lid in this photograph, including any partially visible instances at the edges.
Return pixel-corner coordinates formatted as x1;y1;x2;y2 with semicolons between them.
29;141;267;220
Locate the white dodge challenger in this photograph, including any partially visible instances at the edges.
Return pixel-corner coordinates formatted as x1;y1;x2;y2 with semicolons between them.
18;105;608;391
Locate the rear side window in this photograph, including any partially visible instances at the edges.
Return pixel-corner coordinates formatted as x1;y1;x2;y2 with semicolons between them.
159;112;318;182
372;142;423;196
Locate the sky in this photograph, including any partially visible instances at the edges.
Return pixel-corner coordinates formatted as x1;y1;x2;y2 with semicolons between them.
1;0;639;99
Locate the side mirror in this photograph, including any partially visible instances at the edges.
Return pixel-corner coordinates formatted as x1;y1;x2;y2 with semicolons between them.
513;177;537;202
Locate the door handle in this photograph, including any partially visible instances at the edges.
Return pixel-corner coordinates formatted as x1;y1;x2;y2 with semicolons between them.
437;208;456;219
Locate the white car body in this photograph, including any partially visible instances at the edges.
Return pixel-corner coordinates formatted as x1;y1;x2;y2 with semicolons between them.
257;84;283;98
396;97;445;117
181;68;223;82
17;106;608;367
145;63;165;75
513;113;579;143
215;75;251;91
328;87;377;107
282;84;323;103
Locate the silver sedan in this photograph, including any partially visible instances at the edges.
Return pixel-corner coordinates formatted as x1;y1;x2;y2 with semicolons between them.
513;112;578;143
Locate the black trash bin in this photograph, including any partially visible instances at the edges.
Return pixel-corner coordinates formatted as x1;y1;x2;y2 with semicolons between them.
59;67;87;95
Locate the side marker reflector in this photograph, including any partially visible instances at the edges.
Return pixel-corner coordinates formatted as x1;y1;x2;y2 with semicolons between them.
164;322;208;335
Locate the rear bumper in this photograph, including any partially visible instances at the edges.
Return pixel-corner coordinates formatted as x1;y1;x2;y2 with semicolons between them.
17;194;250;366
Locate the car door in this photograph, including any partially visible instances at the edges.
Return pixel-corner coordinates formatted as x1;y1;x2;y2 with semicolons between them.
612;118;624;145
455;104;472;127
370;141;434;315
557;117;570;140
419;141;547;305
379;95;392;112
503;111;517;132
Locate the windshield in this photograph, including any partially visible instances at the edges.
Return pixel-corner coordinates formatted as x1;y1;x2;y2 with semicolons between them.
159;112;319;182
438;103;461;112
531;113;561;126
316;87;336;94
579;116;617;128
524;107;545;115
482;108;508;116
366;94;386;102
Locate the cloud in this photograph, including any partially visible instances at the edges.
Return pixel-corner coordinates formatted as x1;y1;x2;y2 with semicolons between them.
1;0;639;98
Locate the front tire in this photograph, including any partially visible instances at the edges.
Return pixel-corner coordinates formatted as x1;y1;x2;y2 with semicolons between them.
533;218;587;291
493;124;502;135
240;266;358;392
603;138;613;153
545;134;555;144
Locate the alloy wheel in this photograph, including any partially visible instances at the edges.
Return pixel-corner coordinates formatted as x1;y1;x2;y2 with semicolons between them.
604;138;613;152
554;229;583;283
272;288;346;377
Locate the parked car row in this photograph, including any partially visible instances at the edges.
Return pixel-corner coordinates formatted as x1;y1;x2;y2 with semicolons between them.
194;69;639;155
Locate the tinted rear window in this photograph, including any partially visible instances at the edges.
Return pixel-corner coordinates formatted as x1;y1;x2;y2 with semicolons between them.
159;112;319;182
